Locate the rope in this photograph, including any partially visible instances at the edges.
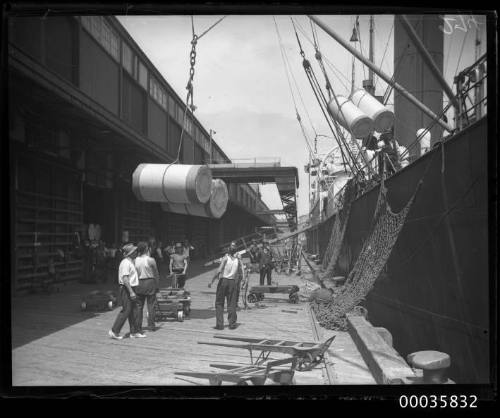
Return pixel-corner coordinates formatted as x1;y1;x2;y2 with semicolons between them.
375;22;394;90
454;30;470;78
293;18;351;92
273;16;315;158
275;23;320;140
306;64;359;174
196;16;227;40
170;16;226;165
291;18;360;174
303;18;376;178
444;24;455;76
320;179;356;276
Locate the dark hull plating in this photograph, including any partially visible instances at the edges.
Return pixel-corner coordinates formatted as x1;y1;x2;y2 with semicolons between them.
308;117;489;383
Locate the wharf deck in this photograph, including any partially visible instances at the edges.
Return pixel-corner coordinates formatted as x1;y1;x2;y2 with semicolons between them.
11;263;375;386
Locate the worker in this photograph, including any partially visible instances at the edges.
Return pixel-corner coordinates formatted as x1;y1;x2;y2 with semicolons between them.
169;242;188;288
377;127;401;177
183;239;195;261
248;239;261;273
214;242;244;330
134;241;160;334
109;243;141;340
259;246;274;286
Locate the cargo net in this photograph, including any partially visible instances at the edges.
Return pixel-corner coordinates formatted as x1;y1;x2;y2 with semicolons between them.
320;179;356;277
312;178;421;330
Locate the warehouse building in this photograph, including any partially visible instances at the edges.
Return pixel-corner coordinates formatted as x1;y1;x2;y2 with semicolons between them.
8;15;274;293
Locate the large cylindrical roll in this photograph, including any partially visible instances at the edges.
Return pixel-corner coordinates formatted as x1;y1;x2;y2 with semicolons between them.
327;95;373;138
132;164;212;204
351;89;394;133
161;179;228;219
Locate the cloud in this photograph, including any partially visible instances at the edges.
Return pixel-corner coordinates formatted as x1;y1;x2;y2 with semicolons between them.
117;14;485;219
197;108;313;215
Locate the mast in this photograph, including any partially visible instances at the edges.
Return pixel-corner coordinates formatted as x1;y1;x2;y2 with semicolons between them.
362;15;375;96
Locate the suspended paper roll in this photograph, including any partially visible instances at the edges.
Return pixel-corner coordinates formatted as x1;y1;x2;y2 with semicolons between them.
351;89;394;133
161;179;228;219
327;95;373;138
132;164;212;204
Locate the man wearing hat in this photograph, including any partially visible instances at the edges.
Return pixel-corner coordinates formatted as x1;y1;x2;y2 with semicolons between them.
109;243;143;339
169;242;188;288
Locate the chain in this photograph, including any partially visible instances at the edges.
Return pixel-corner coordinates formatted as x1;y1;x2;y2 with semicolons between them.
186;34;198;113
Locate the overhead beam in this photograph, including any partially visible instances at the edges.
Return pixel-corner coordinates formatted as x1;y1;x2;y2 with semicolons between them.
256;209;287;215
308;15;454;133
209;165;299;188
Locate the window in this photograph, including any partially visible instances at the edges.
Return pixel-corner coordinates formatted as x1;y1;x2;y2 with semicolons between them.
122;41;148;91
102;19;119;59
168;97;176;119
201;133;210;153
81;16;119;61
138;61;148;89
177;105;184;125
149;76;167;110
122;42;133;74
184;116;194;136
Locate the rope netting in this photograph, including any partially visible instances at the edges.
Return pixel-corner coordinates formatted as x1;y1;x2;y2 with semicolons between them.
320;179;356;277
312;178;422;330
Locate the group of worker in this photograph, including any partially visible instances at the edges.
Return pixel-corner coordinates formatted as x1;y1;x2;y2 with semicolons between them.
108;236;280;338
108;239;192;340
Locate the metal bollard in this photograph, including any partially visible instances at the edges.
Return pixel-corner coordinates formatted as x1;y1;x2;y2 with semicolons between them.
406;351;454;384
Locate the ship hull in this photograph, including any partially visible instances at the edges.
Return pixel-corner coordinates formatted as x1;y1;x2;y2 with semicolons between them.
308;117;489;383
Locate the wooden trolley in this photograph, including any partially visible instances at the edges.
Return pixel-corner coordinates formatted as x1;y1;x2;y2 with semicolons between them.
199;334;336;371
80;290;117;311
175;357;298;385
154;288;191;322
246;284;301;304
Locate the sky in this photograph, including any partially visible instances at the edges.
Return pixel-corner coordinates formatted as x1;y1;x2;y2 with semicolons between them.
117;14;486;218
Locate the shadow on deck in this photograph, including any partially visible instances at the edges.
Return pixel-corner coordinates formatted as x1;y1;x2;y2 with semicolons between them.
11;259;215;349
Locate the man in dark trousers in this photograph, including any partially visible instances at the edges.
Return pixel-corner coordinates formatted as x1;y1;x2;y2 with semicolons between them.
214;242;243;330
109;243;142;339
259;245;274;286
377;127;401;177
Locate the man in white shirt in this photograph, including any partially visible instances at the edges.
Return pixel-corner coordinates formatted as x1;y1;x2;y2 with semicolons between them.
109;243;142;340
214;242;243;330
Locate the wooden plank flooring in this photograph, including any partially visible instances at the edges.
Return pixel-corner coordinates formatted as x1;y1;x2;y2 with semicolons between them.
12;262;374;386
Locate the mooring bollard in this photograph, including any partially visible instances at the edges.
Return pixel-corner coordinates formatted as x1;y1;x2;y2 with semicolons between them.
406;351;454;384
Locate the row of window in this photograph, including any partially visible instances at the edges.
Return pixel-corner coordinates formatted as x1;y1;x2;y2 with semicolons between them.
81;16;119;61
80;16;227;165
122;42;148;89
